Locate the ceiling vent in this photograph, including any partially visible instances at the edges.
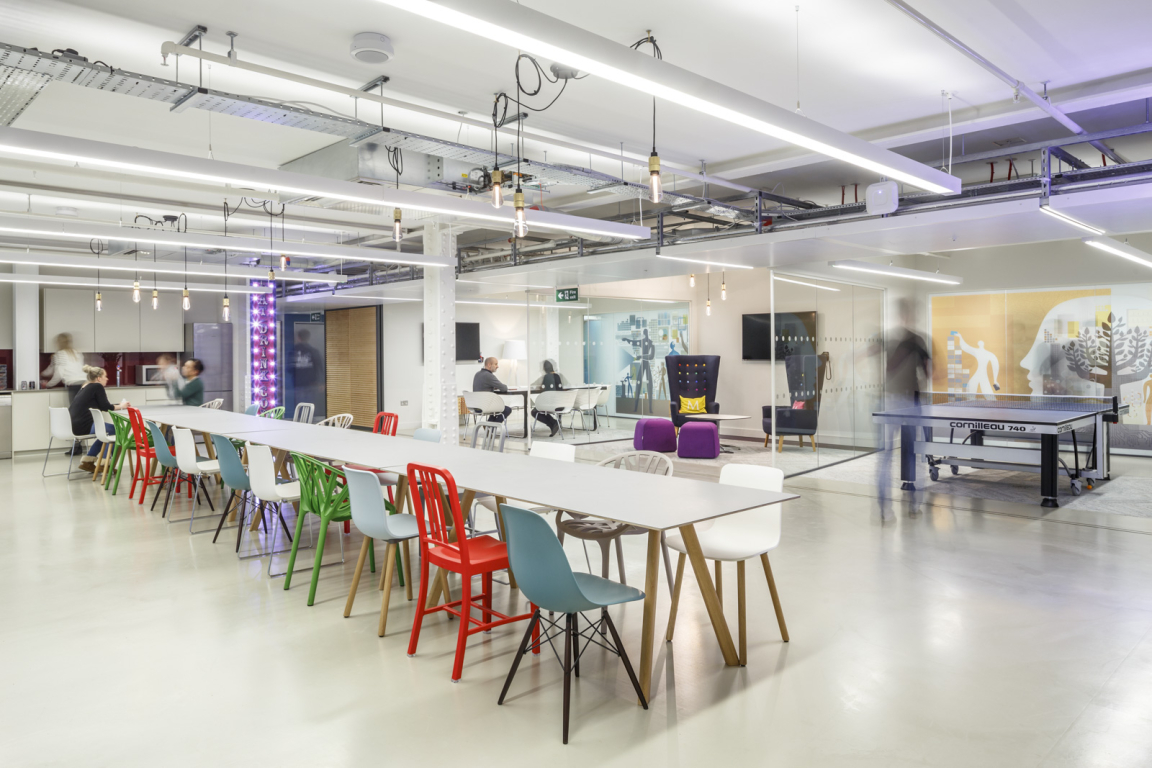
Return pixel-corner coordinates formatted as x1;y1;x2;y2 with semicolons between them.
351;33;394;64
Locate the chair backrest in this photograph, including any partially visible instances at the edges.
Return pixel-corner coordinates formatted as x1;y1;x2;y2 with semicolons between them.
172;428;208;474
595;386;610;406
126;407;150;452
471;422;505;452
200;398;224;409
345;466;405;540
244;404;259;416
89;409;115;442
211;433;250;491
372;411;399;436
666;355;721;404
245;443;280;501
533;390;577;413
413;428;441;443
464;390;506;415
597;450;673;476
109;411;134;446
292;402;315;423
502;505;596;614
407;462;473;565
48;406;77;441
145;420;179;469
259;406;285;419
318;413;354;429
577;388;599;410
292;452;349;518
716;464;785;546
529;441;576;461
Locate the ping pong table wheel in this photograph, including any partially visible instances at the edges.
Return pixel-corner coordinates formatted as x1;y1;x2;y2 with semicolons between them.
1086;480;1094;491
929;467;940;481
1070;479;1083;496
950;465;959;475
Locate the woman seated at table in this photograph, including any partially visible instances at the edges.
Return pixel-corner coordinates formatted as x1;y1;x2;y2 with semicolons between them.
529;359;566;437
168;358;205;406
69;365;129;473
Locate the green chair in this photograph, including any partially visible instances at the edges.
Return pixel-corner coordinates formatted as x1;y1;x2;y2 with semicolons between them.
283;453;352;605
104;411;151;495
498;504;649;744
259;406;285;420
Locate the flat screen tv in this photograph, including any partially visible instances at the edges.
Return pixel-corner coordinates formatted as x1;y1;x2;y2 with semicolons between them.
742;312;818;360
455;322;481;361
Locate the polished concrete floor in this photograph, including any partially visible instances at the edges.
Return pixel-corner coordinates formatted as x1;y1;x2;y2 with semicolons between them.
5;450;1152;767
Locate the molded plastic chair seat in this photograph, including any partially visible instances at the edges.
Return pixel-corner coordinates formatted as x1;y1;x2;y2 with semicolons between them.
570;571;644;608
664;523;780;562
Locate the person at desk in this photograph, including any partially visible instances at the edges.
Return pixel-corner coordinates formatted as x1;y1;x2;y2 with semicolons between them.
70;365;129;473
473;356;512;424
169;358;206;406
529;359;563;437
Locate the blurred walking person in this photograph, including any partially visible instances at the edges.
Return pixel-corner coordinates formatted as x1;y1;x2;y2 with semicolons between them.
41;332;87;403
878;299;931;518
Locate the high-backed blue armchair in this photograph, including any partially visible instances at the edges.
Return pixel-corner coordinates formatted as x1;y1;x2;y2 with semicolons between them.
666;355;720;428
763;353;828;449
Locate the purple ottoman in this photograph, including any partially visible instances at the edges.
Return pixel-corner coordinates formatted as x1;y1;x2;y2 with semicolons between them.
677;421;720;459
634;418;677;452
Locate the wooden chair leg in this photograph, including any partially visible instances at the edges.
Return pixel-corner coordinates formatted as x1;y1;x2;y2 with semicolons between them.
761;553;789;642
777;435;783;452
665;552;686;642
615;536;627;586
401;539;413;601
344;536;372;618
378;542;398;636
737;560;747;666
763;433;770;448
714;560;723;605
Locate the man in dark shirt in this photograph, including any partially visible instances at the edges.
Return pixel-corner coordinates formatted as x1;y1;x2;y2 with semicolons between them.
878;300;932;517
473;356;512;423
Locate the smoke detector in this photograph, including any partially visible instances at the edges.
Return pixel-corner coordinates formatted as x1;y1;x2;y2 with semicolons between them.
351;32;395;64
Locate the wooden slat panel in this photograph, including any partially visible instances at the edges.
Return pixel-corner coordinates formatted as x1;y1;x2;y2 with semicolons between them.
325;307;378;428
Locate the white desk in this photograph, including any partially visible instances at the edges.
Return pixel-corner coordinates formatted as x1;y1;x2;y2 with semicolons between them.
136;404;796;698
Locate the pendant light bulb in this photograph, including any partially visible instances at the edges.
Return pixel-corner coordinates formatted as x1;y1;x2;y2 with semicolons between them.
706;298;712;316
721;274;727;301
267;267;275;281
392;208;403;242
222;296;231;322
95;291;102;312
689;273;696;288
151;289;158;310
132;280;141;303
648;151;663;204
491;169;504;208
513;188;528;238
182;288;190;311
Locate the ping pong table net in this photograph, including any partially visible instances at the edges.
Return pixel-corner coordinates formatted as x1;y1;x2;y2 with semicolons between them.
918;391;1120;413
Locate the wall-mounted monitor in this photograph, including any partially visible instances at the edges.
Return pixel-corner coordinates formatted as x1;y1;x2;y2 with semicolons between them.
742;312;818;360
455;322;481;361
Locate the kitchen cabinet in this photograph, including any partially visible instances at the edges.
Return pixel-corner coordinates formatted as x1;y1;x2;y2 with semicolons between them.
138;295;184;352
41;287;184;353
94;290;140;353
41;289;96;352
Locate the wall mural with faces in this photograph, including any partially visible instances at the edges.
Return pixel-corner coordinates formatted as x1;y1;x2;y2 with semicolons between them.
930;286;1152;450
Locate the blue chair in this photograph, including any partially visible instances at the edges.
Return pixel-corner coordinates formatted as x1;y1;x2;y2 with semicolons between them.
413;428;441;443
498;504;649;744
145;421;182;519
342;467;421;636
244;404;259;416
209;434;288;553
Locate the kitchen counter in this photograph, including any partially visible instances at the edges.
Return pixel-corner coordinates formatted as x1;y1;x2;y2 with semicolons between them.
11;385;179;454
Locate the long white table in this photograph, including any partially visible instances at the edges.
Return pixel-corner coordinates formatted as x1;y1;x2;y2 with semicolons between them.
137;405;796;698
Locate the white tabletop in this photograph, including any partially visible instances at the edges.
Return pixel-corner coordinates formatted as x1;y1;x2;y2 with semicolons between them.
684;414;750;421
136;406;795;532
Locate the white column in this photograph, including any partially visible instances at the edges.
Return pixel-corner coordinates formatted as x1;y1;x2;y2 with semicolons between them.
422;220;458;444
13;264;39;389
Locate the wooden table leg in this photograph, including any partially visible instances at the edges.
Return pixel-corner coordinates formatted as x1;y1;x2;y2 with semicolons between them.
679;524;739;666
201;431;217;460
492;495;518;590
637;529;661;702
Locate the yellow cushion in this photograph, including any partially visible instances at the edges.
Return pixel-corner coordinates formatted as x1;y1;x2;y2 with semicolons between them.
680;396;706;414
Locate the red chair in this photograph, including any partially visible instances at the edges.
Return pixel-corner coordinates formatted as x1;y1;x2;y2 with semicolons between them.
373;412;399;436
126;407;166;506
406;462;534;682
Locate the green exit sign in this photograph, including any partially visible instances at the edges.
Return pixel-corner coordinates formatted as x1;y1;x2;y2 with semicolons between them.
556;287;579;302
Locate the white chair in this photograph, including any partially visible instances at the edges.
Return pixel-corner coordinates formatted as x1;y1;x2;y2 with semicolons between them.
594;386;611;428
247;443;304;575
293;402;315;423
42;407;96;478
88;408;117;484
470;421;506;451
531;390;578;439
570;388;600;431
200;398;224;409
171;427;222;531
665;464;789;665
317;413;354;429
463;391;510;442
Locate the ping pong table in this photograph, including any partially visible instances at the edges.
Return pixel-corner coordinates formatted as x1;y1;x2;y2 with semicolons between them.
873;392;1128;508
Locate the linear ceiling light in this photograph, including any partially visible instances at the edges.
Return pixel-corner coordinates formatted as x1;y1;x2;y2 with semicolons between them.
0;248;347;283
1039;205;1104;235
0;273;271;294
1083;237;1152;268
285;293;590;308
0;212;440;269
656;254;754;269
0;126;649;241
829;260;962;285
773;275;841;292
374;0;960;195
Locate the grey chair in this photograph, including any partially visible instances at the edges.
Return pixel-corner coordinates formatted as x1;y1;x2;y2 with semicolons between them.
292;402;315;423
531;390;577;439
